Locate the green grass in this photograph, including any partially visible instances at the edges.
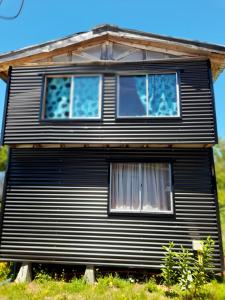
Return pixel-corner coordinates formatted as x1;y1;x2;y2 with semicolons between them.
0;276;225;300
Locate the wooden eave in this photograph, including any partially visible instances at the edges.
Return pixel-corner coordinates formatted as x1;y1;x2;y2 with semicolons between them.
0;25;225;81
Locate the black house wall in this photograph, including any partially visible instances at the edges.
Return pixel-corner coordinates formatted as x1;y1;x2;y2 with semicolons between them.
0;147;222;271
2;59;217;145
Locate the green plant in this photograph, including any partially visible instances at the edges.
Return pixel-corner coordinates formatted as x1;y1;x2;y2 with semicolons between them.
192;236;215;297
0;262;13;280
0;146;8;172
161;237;215;299
177;246;193;291
145;277;158;293
68;277;88;293
97;274;130;289
0;275;224;300
214;139;225;208
161;241;177;287
34;269;53;283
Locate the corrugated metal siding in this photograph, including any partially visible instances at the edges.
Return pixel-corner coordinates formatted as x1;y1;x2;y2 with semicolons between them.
3;60;217;145
0;148;222;271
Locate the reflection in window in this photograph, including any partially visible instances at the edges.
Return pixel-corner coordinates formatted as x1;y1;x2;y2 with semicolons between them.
119;76;146;117
45;75;101;120
148;74;178;116
73;76;100;118
118;73;179;118
45;77;71;119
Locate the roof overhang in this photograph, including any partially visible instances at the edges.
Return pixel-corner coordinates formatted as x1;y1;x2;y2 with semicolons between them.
0;24;225;81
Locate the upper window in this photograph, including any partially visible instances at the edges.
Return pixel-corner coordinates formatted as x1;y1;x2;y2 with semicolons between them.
110;162;173;214
118;73;180;118
44;75;102;120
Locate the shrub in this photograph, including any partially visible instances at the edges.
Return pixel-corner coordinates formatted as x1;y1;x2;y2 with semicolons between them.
161;241;177;287
177;246;193;291
0;262;12;281
161;236;215;297
192;236;215;297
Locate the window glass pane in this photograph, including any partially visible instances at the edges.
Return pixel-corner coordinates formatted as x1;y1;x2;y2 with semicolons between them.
45;77;70;119
110;162;172;213
148;74;178;116
141;163;171;212
72;76;100;118
119;75;146;117
111;163;140;211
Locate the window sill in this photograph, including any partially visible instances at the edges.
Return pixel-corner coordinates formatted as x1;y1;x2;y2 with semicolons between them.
108;210;175;218
116;116;182;122
39;118;102;123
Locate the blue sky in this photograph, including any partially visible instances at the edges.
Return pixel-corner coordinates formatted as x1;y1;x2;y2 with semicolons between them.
0;0;225;138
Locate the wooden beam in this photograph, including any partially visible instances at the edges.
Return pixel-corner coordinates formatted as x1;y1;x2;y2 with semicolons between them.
4;56;212;71
1;32;225;68
0;32;224;80
211;60;224;80
13;143;211;149
109;37;193;57
0;71;8;82
0;35;109;67
67;51;72;62
109;32;225;58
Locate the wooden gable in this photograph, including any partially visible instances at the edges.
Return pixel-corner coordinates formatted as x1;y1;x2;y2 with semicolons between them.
44;41;178;63
0;24;225;81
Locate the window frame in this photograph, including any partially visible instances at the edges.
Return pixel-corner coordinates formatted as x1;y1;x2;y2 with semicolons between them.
116;71;181;119
108;161;174;216
40;74;103;121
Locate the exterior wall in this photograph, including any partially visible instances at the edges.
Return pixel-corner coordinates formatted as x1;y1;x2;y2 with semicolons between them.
2;59;217;145
0;147;222;271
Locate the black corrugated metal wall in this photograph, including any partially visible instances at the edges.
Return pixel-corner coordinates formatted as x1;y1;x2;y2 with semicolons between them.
0;148;222;271
3;59;217;145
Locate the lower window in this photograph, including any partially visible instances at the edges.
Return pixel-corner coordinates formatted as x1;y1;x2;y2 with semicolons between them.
110;162;173;214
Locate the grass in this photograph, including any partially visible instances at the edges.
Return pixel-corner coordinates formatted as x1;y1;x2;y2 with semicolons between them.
0;276;225;300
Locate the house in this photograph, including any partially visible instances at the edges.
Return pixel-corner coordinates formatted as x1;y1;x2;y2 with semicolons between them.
0;24;224;279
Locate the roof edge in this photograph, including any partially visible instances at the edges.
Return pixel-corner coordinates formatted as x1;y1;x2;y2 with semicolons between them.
92;24;225;53
0;24;225;63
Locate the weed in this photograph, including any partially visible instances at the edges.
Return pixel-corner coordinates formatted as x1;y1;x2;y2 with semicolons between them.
34;269;53;283
145;277;158;293
67;277;88;293
161;241;177;287
97;273;131;289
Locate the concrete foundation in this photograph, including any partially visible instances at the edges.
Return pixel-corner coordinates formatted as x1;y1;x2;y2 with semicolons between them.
84;265;95;283
15;262;32;283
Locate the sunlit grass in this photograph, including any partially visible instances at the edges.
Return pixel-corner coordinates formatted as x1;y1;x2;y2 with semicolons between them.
0;276;224;300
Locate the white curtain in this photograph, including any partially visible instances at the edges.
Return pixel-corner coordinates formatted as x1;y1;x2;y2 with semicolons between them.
141;163;171;212
111;162;171;212
111;163;140;210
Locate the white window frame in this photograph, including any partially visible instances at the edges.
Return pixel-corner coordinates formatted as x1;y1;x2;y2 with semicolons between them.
109;162;174;214
117;72;180;119
44;74;102;120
